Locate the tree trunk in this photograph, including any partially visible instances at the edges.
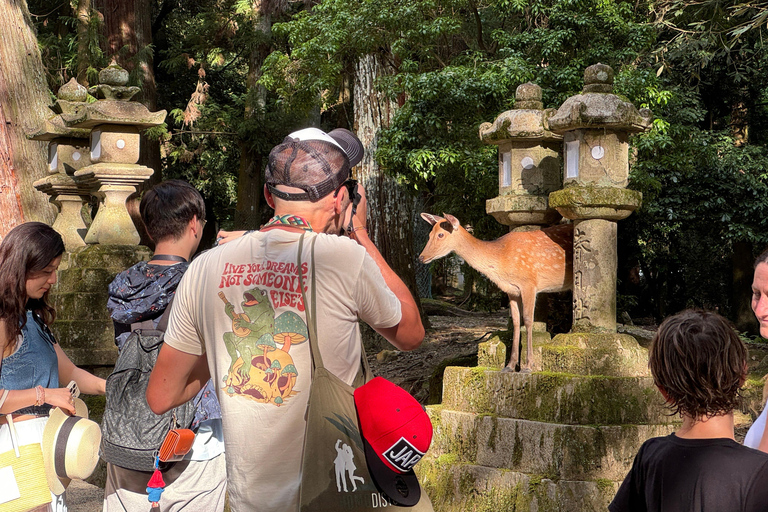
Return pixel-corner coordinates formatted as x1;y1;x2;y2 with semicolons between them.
0;0;56;238
234;10;271;229
93;0;159;243
75;0;92;87
354;52;425;346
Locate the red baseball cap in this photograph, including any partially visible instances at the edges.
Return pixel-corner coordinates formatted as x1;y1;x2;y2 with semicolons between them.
353;377;433;506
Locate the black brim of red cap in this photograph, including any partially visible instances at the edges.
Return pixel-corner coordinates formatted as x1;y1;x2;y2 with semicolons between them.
362;435;421;507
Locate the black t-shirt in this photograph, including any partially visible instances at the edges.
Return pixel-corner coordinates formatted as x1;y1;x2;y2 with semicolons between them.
610;434;768;512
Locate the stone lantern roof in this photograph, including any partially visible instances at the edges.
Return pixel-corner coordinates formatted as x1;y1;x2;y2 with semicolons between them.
548;63;653;133
28;78;91;141
62;61;166;129
479;83;561;143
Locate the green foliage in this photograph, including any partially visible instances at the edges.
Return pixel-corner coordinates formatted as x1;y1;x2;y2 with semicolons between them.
24;0;768;324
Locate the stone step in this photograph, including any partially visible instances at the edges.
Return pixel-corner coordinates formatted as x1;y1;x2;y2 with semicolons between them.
483;332;650;377
417;459;617;512
441;367;671;425
51;320;117;366
426;408;674;481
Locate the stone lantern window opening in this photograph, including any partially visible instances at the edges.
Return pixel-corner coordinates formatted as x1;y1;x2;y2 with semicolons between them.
565;139;579;179
91;130;101;160
49;143;58;172
501;151;512;188
521;156;535;170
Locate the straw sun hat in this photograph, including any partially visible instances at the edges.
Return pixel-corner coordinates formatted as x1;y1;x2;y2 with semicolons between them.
41;398;102;494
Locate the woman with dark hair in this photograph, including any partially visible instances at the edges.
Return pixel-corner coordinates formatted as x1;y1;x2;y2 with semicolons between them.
0;222;105;511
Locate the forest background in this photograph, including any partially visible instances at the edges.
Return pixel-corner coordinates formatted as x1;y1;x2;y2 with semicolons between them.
2;0;768;335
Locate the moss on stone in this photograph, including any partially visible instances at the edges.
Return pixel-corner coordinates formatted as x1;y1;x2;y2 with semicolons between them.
549;184;642;209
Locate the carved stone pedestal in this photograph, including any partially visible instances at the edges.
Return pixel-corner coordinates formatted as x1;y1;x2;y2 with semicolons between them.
74;163;153;245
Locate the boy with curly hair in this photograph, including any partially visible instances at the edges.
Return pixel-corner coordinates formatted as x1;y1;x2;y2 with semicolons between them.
610;309;768;512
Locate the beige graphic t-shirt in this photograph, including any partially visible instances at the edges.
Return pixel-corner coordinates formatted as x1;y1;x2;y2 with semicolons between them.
164;230;401;512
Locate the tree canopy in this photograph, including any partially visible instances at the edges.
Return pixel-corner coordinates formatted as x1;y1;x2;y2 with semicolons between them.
22;0;768;328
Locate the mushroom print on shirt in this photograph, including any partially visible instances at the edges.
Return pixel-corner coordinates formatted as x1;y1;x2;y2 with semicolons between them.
218;285;308;406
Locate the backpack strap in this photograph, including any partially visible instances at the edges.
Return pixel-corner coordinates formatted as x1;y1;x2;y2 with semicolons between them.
128;296;177;334
155;296;176;333
130;320;155;332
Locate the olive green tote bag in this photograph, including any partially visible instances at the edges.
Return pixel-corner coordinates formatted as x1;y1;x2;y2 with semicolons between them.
296;233;433;512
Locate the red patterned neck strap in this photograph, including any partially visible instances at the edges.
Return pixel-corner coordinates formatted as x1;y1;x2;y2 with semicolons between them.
263;214;313;231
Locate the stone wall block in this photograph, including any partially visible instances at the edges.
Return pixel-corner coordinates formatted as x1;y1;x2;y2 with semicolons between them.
419;458;620;512
441;367;670;425
541;333;650;377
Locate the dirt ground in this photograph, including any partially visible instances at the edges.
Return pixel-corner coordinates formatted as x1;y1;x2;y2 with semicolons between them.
368;309;509;404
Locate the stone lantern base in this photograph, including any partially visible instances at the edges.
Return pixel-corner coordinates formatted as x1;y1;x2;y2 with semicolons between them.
51;244;151;366
417;334;676;512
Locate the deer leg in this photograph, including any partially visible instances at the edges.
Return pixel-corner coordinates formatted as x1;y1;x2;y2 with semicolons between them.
502;294;522;373
520;289;536;373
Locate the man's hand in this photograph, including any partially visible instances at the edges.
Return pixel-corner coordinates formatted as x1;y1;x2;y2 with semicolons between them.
216;230;248;246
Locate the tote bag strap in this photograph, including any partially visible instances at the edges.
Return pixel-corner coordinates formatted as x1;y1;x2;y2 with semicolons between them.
297;232;322;373
297;233;374;385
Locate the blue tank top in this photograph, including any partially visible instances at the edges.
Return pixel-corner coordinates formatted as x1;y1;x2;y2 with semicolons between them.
0;310;59;414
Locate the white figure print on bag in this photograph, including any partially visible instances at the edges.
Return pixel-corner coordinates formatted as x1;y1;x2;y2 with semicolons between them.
334;439;365;492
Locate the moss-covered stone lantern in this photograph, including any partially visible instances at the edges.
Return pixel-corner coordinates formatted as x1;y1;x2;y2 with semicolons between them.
29;78;93;250
480;83;562;230
63;61;165;245
548;63;652;332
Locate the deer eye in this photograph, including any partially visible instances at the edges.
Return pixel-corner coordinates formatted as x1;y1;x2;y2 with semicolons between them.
437;233;444;239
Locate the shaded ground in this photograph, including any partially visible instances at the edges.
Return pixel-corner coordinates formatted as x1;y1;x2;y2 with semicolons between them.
369;310;509;404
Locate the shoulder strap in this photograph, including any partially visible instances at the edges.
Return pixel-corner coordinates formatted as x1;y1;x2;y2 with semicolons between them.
297;233;373;386
298;233;322;373
155;296;176;333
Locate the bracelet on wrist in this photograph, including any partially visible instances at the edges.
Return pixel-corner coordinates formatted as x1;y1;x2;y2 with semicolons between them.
34;385;44;406
350;226;367;240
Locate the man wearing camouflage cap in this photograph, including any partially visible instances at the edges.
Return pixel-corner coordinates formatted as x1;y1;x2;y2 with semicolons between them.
146;127;425;511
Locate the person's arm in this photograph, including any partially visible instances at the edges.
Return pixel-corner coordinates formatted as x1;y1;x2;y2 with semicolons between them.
146;344;210;414
758;421;768;453
0;386;77;415
346;186;424;351
55;343;106;395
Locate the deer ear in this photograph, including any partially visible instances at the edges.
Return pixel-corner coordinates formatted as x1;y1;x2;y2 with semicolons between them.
420;212;442;226
444;213;460;230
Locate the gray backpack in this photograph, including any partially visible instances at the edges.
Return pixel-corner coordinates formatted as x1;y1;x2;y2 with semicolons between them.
100;306;196;471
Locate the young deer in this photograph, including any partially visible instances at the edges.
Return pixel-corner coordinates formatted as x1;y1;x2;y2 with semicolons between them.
419;213;573;372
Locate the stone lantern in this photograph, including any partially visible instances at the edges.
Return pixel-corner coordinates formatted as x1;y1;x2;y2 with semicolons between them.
29;78;93;250
63;61;166;245
548;63;652;332
480;83;562;231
